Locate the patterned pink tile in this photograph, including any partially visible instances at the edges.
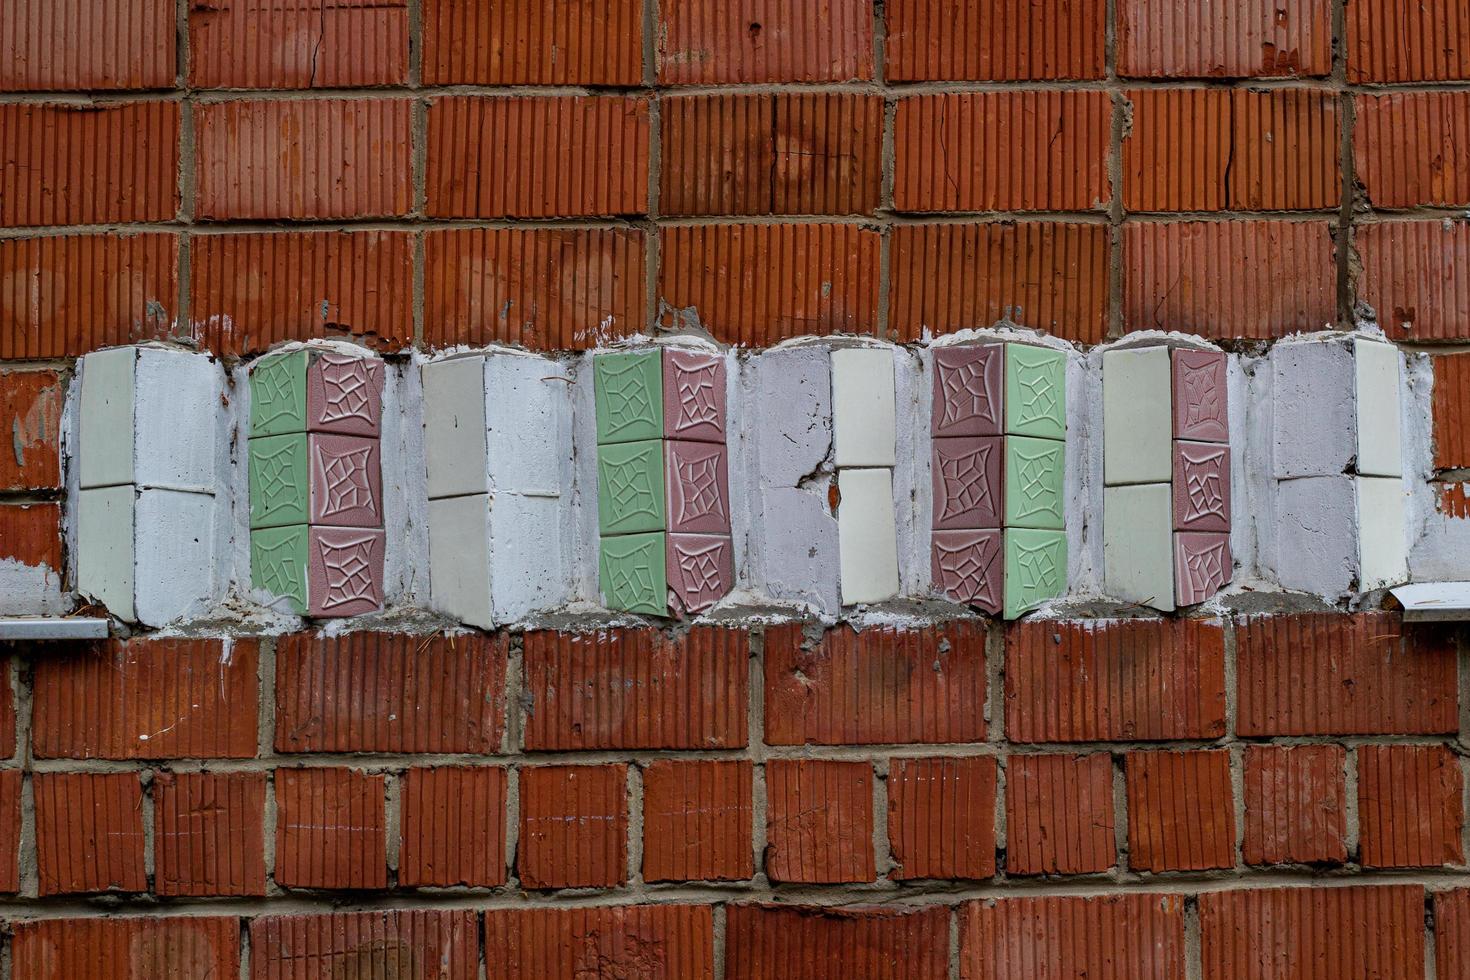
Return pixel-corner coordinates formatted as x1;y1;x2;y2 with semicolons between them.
307;352;385;436
308;526;385;617
1174;531;1230;606
308;433;383;528
1173;441;1231;531
667;533;733;615
664;440;730;534
932;436;1003;529
1172;348;1228;443
932;529;1002;614
933;344;1003;437
662;348;726;443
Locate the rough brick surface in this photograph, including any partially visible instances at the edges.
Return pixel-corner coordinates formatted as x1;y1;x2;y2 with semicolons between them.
888;756;997;880
0;769;20;893
1242;744;1347;866
1434;352;1470;468
726;904;949;980
1;0;175;91
250;910;477;979
1437;889;1470;979
960;894;1187;979
0;501;62;569
1347;0;1470;82
13;917;240;980
518;764;628;889
1006;752;1117;875
0;368;63;490
1119;0;1331;77
1126;749;1236;872
1357;743;1464;868
274;767;387;890
486;905;715;978
642;759;753;882
398;766;507;887
189;0;408;88
1358;220;1470;342
33;771;146;895
657;0;874;83
886;0;1105;80
154;771;266;896
1355;93;1470;208
422;0;643;85
765;759;874;883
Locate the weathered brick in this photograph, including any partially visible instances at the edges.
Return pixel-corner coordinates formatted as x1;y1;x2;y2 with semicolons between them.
726;904;949;980
249;910;477;978
274;767;387;890
886;0;1105;81
422;0;642;84
658;0;874;83
398;766;507;887
1119;0;1331;78
1435;353;1470;468
642;759;752;882
1243;744;1347;866
189;0;407;87
13;917;240;980
0;769;19;893
888;756;997;880
961;894;1187;979
0;0;175;91
1355;93;1470;208
1005;752;1117;875
0;369;63;490
1348;0;1470;82
0;502;62;570
33;771;146;895
1358;743;1464;868
486;906;714;979
1437;889;1470;979
518;764;628;889
0;657;12;759
1358;219;1470;342
154;771;266;896
765;758;874;883
1126;749;1236;872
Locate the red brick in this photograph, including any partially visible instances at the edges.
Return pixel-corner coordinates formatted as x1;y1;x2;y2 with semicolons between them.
659;223;880;344
1126;749;1235;872
1348;0;1470;82
154;771;266;896
0;233;177;359
658;0;874;83
961;894;1187;979
188;230;413;356
642;759;752;882
890;221;1109;343
1124;89;1340;211
427;96;649;218
1006;618;1228;743
249;910;477;979
1441;482;1470;519
1358;743;1464;868
1358;219;1470;342
0;770;19;893
1200;885;1425;979
423;227;645;350
13;916;240;980
765;622;987;745
275;631;505;754
765;758;873;883
894;93;1111;212
0;369;63;490
1005;752;1116;875
1123;220;1338;339
522;627;747;751
1437;889;1470;978
887;0;1104;81
1356;93;1470;208
195;99;413;220
1119;0;1330;77
0;656;12;759
1235;612;1458;736
518;764;628;889
1435;353;1470;469
33;637;258;760
423;0;642;84
726;904;949;980
33;771;146;895
398;765;506;887
274;766;387;890
0;502;62;569
486;906;714;979
189;0;407;88
0;0;175;91
888;756;997;880
1243;745;1347;866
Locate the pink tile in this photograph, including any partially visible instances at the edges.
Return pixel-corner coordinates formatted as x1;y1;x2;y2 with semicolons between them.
932;436;1003;529
1174;531;1231;606
308;526;385;617
308;433;383;527
933;344;1003;437
664;439;730;534
931;529;1002;614
667;533;733;615
662;348;726;443
1172;348;1228;443
307;352;385;436
1173;441;1231;531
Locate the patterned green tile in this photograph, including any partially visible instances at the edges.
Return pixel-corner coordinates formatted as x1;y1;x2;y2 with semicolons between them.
251;524;308;614
597;439;666;535
250;350;308;437
600;532;668;616
1004;528;1067;620
249;433;309;529
594;350;663;445
1004;435;1066;530
1005;344;1066;440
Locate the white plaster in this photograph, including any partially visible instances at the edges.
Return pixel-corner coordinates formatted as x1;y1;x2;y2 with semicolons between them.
76;347;134;489
1354;337;1404;478
76;485;135;622
134;488;216;627
381;359;429;606
837;467;900;606
1274;475;1358;598
1271;336;1356;479
1102;346;1172;486
0;561;68;616
831;347;896;468
891;346;924;596
486;354;571;496
1357;476;1409;590
1102;482;1175;611
421;356;489;500
132;347;220;492
489;492;571;622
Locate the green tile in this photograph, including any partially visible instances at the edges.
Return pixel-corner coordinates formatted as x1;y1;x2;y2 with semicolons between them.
600;532;668;616
1004;528;1066;620
597;439;666;535
251;525;307;614
249;433;309;529
250;350;308;437
1005;435;1065;530
1005;344;1066;440
594;350;663;445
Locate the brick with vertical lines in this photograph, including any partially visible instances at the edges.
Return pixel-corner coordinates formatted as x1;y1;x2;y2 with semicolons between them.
1126;749;1235;872
249;910;478;979
960;894;1187;979
398;766;507;887
887;756;997;880
726;904;949;980
1437;889;1470;979
657;0;874;83
1434;353;1470;469
518;764;628;889
1358;219;1470;342
1005;752;1117;875
1355;93;1470;208
0;0;176;91
13;917;241;980
153;771;266;896
765;758;874;883
1357;743;1464;868
486;906;715;979
0;770;19;893
0;502;62;570
189;0;408;88
1242;744;1347;866
422;0;643;84
886;0;1106;81
0;368;63;490
642;759;753;882
33;771;146;895
273;767;387;890
1347;0;1470;82
1119;0;1331;78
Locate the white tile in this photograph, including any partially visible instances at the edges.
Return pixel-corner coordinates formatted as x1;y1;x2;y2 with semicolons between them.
831;348;895;468
837;467;900;605
1102;347;1173;485
485;354;571;496
1354;338;1403;478
422;356;489;500
133;488;216;627
1357;476;1408;590
78;347;135;489
1103;483;1175;611
1273;475;1357;597
132;348;221;492
427;493;493;628
76;485;134;621
1271;338;1357;479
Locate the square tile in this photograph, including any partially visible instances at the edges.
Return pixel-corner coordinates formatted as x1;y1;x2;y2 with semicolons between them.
597;439;666;535
1103;346;1171;485
837;467;900;605
1174;531;1231;606
1354;338;1403;478
249;350;308;437
667;533;733;615
1173;441;1231;531
251;524;308;614
831;347;896;467
307;526;385;617
1005;435;1066;530
1172;348;1229;443
1005;343;1066;441
931;529;1002;614
662;348;727;443
421;356;489;500
932;345;1003;438
600;531;668;616
248;433;309;529
307;433;384;528
664;440;731;534
427;494;492;628
594;350;663;445
307;351;384;436
1357;476;1408;590
1003;528;1067;620
1103;483;1174;611
78;347;135;489
932;436;1003;530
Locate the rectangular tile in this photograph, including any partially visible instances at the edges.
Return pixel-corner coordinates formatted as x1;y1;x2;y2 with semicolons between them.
837;467;900;605
1103;346;1172;485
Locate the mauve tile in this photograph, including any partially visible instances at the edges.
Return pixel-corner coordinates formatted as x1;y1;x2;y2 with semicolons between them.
931;529;1003;614
1175;531;1231;605
308;526;385;617
1173;441;1231;531
663;348;727;443
1173;348;1229;442
307;352;384;437
933;344;1004;437
308;433;383;527
932;436;1003;529
665;440;731;534
667;533;734;615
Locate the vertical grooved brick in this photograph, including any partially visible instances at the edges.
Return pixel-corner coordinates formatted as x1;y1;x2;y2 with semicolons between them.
1119;0;1331;77
1355;93;1470;208
1125;749;1236;872
1242;744;1347;866
1437;889;1470;978
398;766;507;887
154;771;267;896
0;502;62;570
1005;752;1117;875
1348;0;1470;82
1434;353;1470;468
189;0;408;88
518;764;628;889
765;758;874;883
0;0;175;91
642;759;753;882
657;0;874;83
13;917;240;980
726;904;949;980
1357;743;1464;868
33;771;146;895
961;893;1187;979
486;906;714;979
886;0;1105;80
0;770;20;893
422;0;643;84
274;766;387;890
249;910;477;979
0;369;63;490
1358;220;1470;342
888;756;997;880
